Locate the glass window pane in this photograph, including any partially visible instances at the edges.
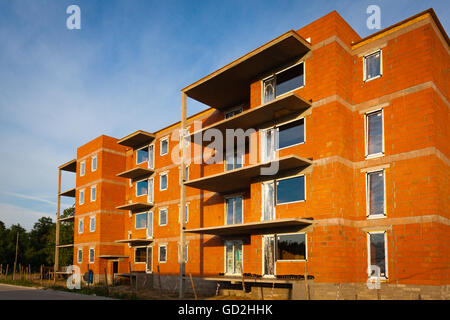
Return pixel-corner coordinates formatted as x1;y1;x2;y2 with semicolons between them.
276;176;305;204
135;213;148;229
226;198;234;225
277;234;306;260
367;111;383;155
159;246;166;262
365;52;381;80
161;140;168;154
234;197;242;224
149;145;154;168
368;171;385;216
137;180;148;196
135;247;146;263
225;243;234;274
160;210;167;225
276;63;304;96
278;119;304;149
137;148;149;164
369;233;386;277
160;175;168;190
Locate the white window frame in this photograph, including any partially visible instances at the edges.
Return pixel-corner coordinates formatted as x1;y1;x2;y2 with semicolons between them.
160;137;169;156
134;246;147;264
148;144;155;169
224;240;244;275
147;177;154;204
276;232;308;262
91;155;97;172
89;215;95;232
78;218;84;234
136;145;149;165
90;185;97;202
89;247;95;264
80;160;85;177
158;244;167;263
277;117;306;151
224;194;244;225
79;189;85;205
159;172;168;191
366;169;387;219
135;212;148;230
367;231;388;280
276;174;306;205
261;61;306;103
365;108;385;159
136;178;148;197
77;248;83;263
363;49;383;82
159;207;168;226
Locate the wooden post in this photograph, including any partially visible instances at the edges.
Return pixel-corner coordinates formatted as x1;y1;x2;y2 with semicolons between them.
55;169;61;273
40;265;43;286
14;232;19;280
178;91;187;299
189;273;198;300
0;264;2;278
5;265;9;280
104;268;109;297
29;264;31;281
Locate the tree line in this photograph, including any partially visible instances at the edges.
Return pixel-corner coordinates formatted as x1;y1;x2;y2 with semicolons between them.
0;207;74;272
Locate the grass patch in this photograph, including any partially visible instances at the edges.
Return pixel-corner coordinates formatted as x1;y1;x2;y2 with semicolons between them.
0;278;42;288
47;283;140;300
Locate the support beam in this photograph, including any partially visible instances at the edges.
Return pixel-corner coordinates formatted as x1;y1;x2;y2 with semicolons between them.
179;92;187;298
54;169;61;272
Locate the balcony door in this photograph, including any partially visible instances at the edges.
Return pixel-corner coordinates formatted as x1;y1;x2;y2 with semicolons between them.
147;211;153;239
146;246;152;273
261;128;277;162
263;235;275;277
225;240;243;275
262;182;275;221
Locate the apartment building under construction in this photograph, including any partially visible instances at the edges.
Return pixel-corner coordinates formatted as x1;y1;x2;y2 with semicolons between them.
55;8;449;299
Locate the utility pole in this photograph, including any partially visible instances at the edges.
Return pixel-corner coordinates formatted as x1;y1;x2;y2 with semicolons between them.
179;92;187;298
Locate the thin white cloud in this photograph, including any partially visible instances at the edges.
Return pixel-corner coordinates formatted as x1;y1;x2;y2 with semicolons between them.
0;202;55;230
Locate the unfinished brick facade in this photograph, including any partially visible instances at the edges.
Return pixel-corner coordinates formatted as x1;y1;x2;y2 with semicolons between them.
56;9;449;299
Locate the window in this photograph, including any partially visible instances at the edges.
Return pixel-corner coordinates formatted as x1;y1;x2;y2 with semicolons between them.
137;147;149;164
148;178;154;203
78;218;84;234
149;144;154;169
179;204;188;223
263;63;305;103
225;196;243;225
89;248;95;264
160;138;169;156
89;216;95;232
367;231;387;278
277;233;306;260
276;175;305;204
225;150;243;171
160;173;168;190
91;156;97;172
366;109;384;157
367;170;385;217
136;179;148;197
90;185;96;202
159;245;167;263
225;240;243;275
77;249;82;263
80;161;85;176
135;212;148;230
135;247;146;263
278;119;305;149
225;107;243;119
364;50;382;81
79;189;85;205
159;208;167;226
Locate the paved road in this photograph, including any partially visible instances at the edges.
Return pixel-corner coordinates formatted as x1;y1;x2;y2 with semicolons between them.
0;284;114;300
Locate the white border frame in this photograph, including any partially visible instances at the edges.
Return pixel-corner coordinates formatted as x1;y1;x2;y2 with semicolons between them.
91;155;97;172
261;234;276;278
90;185;97;202
160;136;169;156
224;194;244;225
80;160;85;177
79;189;85;205
276;174;306;205
158;244;167;263
367;231;388;280
224;240;244;276
77;248;83;264
365;169;387;219
88;247;95;264
78;217;84;234
135;212;148;230
89;215;96;232
134;246;147;264
364;108;385;159
276;232;308;262
363;49;383;82
159;207;168;226
159;172;168;191
277;117;306;151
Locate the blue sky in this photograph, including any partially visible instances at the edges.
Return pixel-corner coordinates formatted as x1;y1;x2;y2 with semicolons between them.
0;0;448;229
